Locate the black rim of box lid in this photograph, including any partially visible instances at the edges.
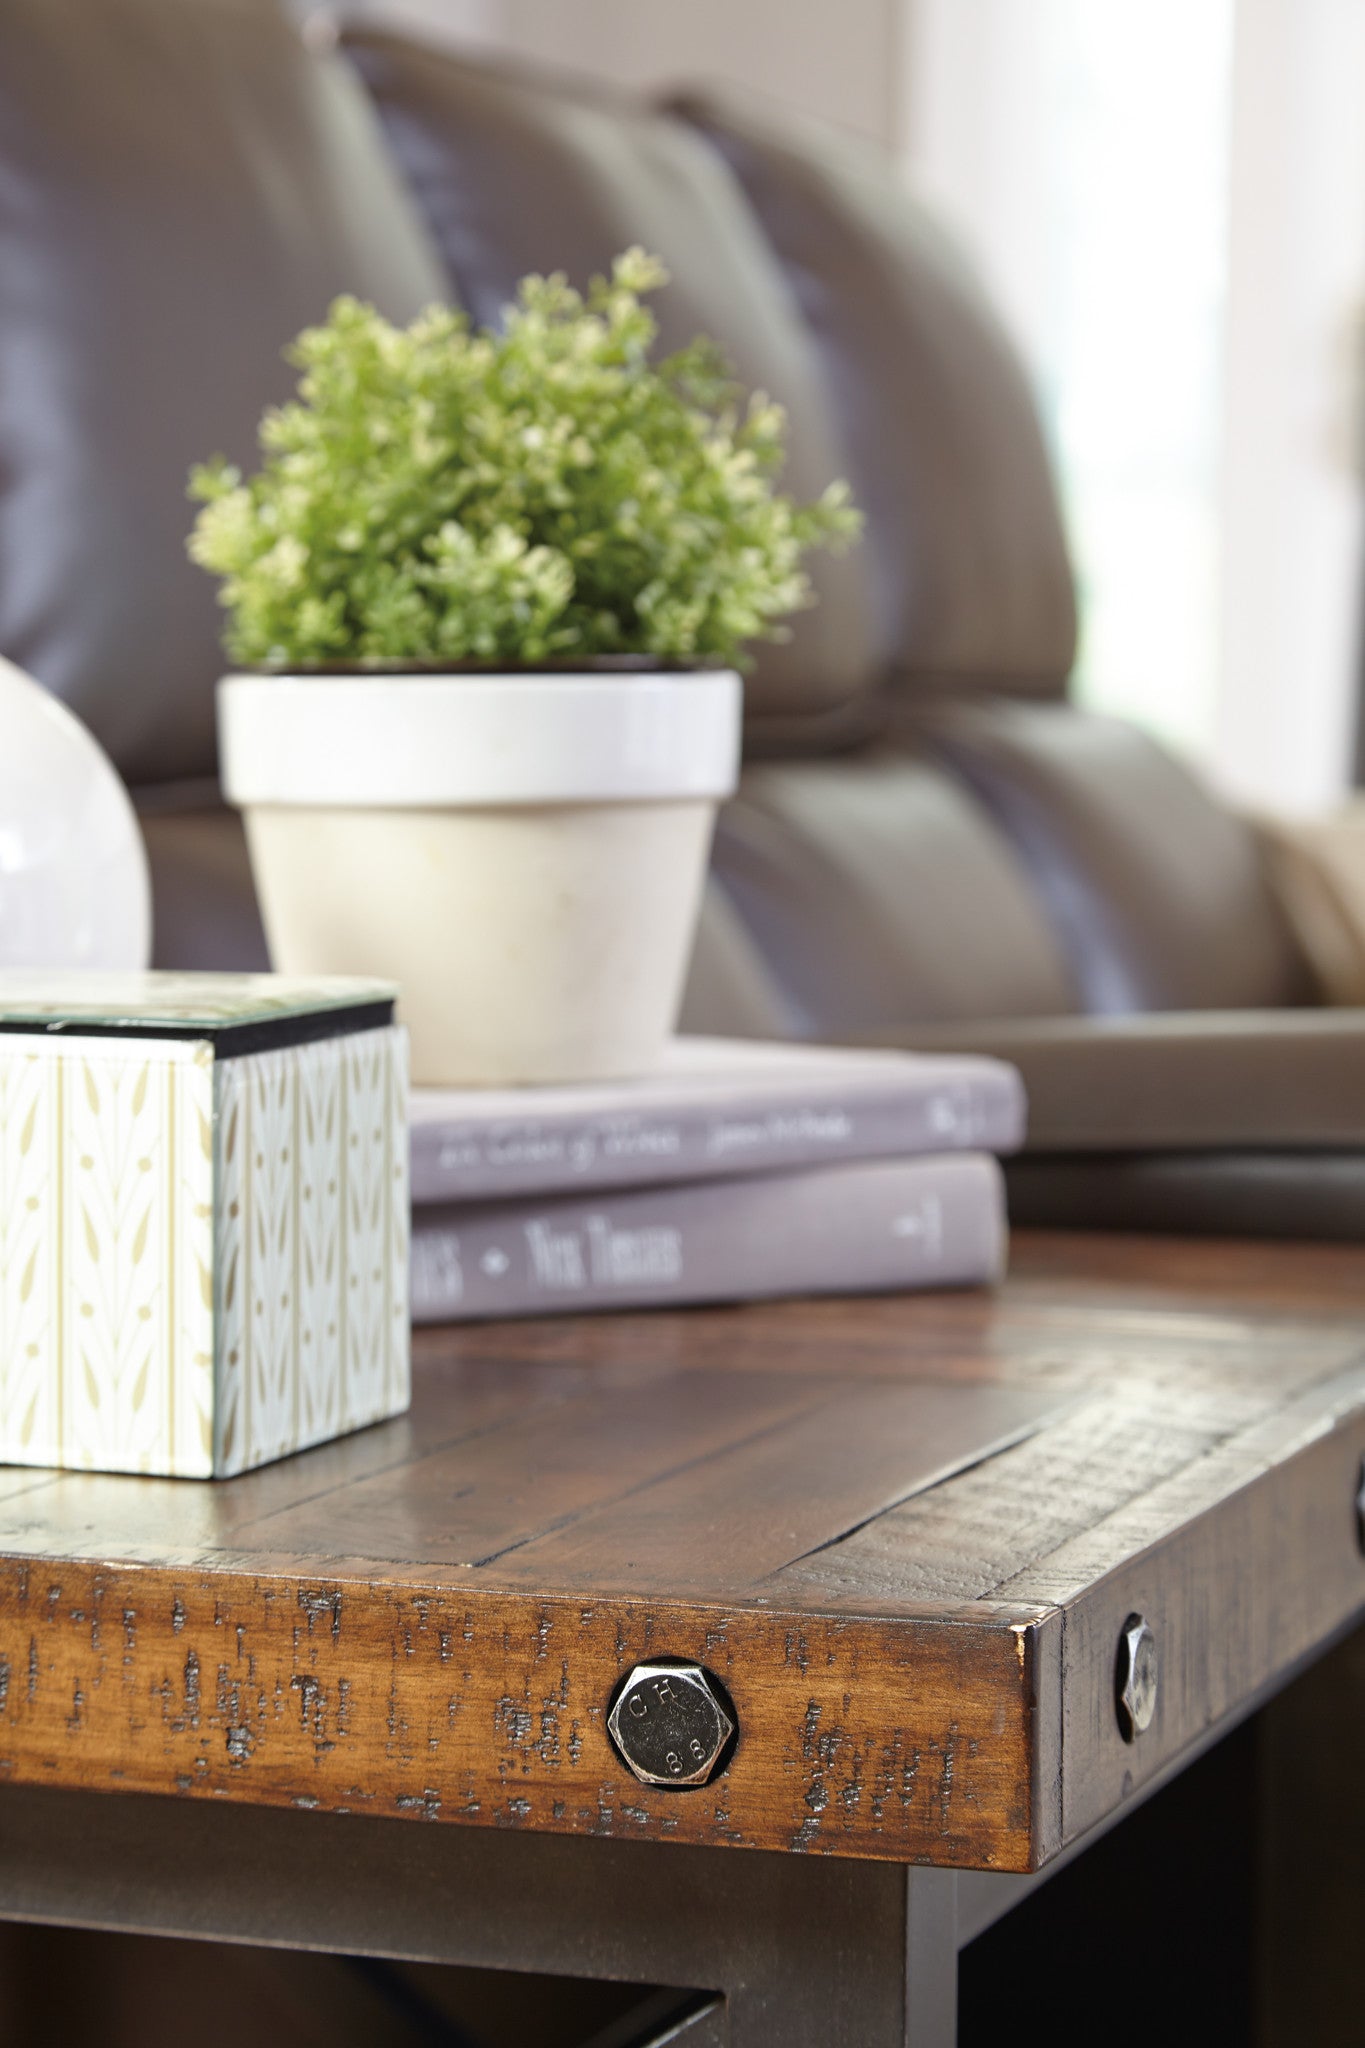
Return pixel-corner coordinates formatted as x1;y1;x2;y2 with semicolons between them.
0;1001;396;1060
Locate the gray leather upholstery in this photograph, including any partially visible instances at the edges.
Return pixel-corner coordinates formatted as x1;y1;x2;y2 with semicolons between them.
913;698;1313;1013
139;807;270;972
698;748;1078;1034
672;88;1077;698
0;0;446;786
677;885;796;1041
341;32;884;746
896;1011;1365;1148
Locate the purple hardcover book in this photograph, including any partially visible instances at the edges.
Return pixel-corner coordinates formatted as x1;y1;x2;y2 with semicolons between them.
409;1037;1025;1204
410;1152;1007;1323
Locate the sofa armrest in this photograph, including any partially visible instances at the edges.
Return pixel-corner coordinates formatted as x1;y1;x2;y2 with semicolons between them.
1253;804;1365;1005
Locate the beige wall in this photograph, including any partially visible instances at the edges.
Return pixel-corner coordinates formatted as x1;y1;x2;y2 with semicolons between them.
1214;0;1365;811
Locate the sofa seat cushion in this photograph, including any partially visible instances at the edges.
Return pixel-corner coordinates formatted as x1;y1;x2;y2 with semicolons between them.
673;87;1076;699
342;33;883;747
901;1009;1365;1148
0;0;446;786
915;698;1313;1012
694;746;1078;1036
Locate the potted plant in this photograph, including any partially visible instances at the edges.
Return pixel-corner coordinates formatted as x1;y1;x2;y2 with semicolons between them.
192;250;857;1085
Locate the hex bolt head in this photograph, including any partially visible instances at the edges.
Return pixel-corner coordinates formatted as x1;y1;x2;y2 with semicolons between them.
1116;1615;1158;1741
607;1662;735;1789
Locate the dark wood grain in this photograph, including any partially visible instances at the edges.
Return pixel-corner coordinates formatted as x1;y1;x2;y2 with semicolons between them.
0;1232;1362;1872
0;1561;1044;1867
479;1379;1055;1593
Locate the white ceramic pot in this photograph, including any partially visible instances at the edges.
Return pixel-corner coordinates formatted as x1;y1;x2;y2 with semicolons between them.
0;656;151;970
218;669;742;1086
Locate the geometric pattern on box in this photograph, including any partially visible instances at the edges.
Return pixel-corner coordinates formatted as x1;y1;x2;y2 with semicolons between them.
213;1028;409;1477
0;1024;408;1478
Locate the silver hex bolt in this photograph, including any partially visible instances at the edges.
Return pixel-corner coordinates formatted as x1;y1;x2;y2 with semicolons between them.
607;1662;735;1789
1116;1615;1159;1741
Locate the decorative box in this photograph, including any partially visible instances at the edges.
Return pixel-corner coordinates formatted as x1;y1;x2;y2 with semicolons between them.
0;973;408;1478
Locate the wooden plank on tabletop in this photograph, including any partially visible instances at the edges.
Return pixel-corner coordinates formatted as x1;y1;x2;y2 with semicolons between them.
485;1378;1061;1596
226;1369;831;1569
0;1356;594;1567
0;1236;1362;1871
1010;1369;1365;1846
1008;1230;1365;1317
768;1320;1365;1613
0;1558;1046;1869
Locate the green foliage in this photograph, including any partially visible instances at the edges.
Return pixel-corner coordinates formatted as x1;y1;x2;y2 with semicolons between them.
188;249;860;670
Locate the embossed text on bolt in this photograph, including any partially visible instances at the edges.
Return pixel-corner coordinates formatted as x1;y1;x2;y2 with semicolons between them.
607;1662;735;1789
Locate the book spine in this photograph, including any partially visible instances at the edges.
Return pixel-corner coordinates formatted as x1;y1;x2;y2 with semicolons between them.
410;1073;1024;1203
410;1154;1006;1323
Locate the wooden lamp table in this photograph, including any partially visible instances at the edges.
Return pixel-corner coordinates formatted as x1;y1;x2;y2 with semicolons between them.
0;1232;1363;2044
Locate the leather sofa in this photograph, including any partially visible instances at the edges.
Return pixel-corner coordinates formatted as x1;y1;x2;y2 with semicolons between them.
1;0;1352;1228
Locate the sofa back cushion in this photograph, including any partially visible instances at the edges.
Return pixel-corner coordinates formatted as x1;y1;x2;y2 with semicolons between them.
674;88;1077;700
0;0;446;787
697;748;1079;1035
916;699;1314;1012
342;33;883;748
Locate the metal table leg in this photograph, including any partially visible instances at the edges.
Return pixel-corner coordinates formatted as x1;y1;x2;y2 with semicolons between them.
0;1784;959;2046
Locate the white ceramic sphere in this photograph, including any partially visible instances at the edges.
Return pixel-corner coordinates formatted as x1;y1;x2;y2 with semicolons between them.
0;656;151;970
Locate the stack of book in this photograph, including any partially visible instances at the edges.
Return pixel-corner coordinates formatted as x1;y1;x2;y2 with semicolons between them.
409;1038;1025;1323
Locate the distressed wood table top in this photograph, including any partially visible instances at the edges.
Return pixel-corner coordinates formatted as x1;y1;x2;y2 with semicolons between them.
1;1231;1364;1874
